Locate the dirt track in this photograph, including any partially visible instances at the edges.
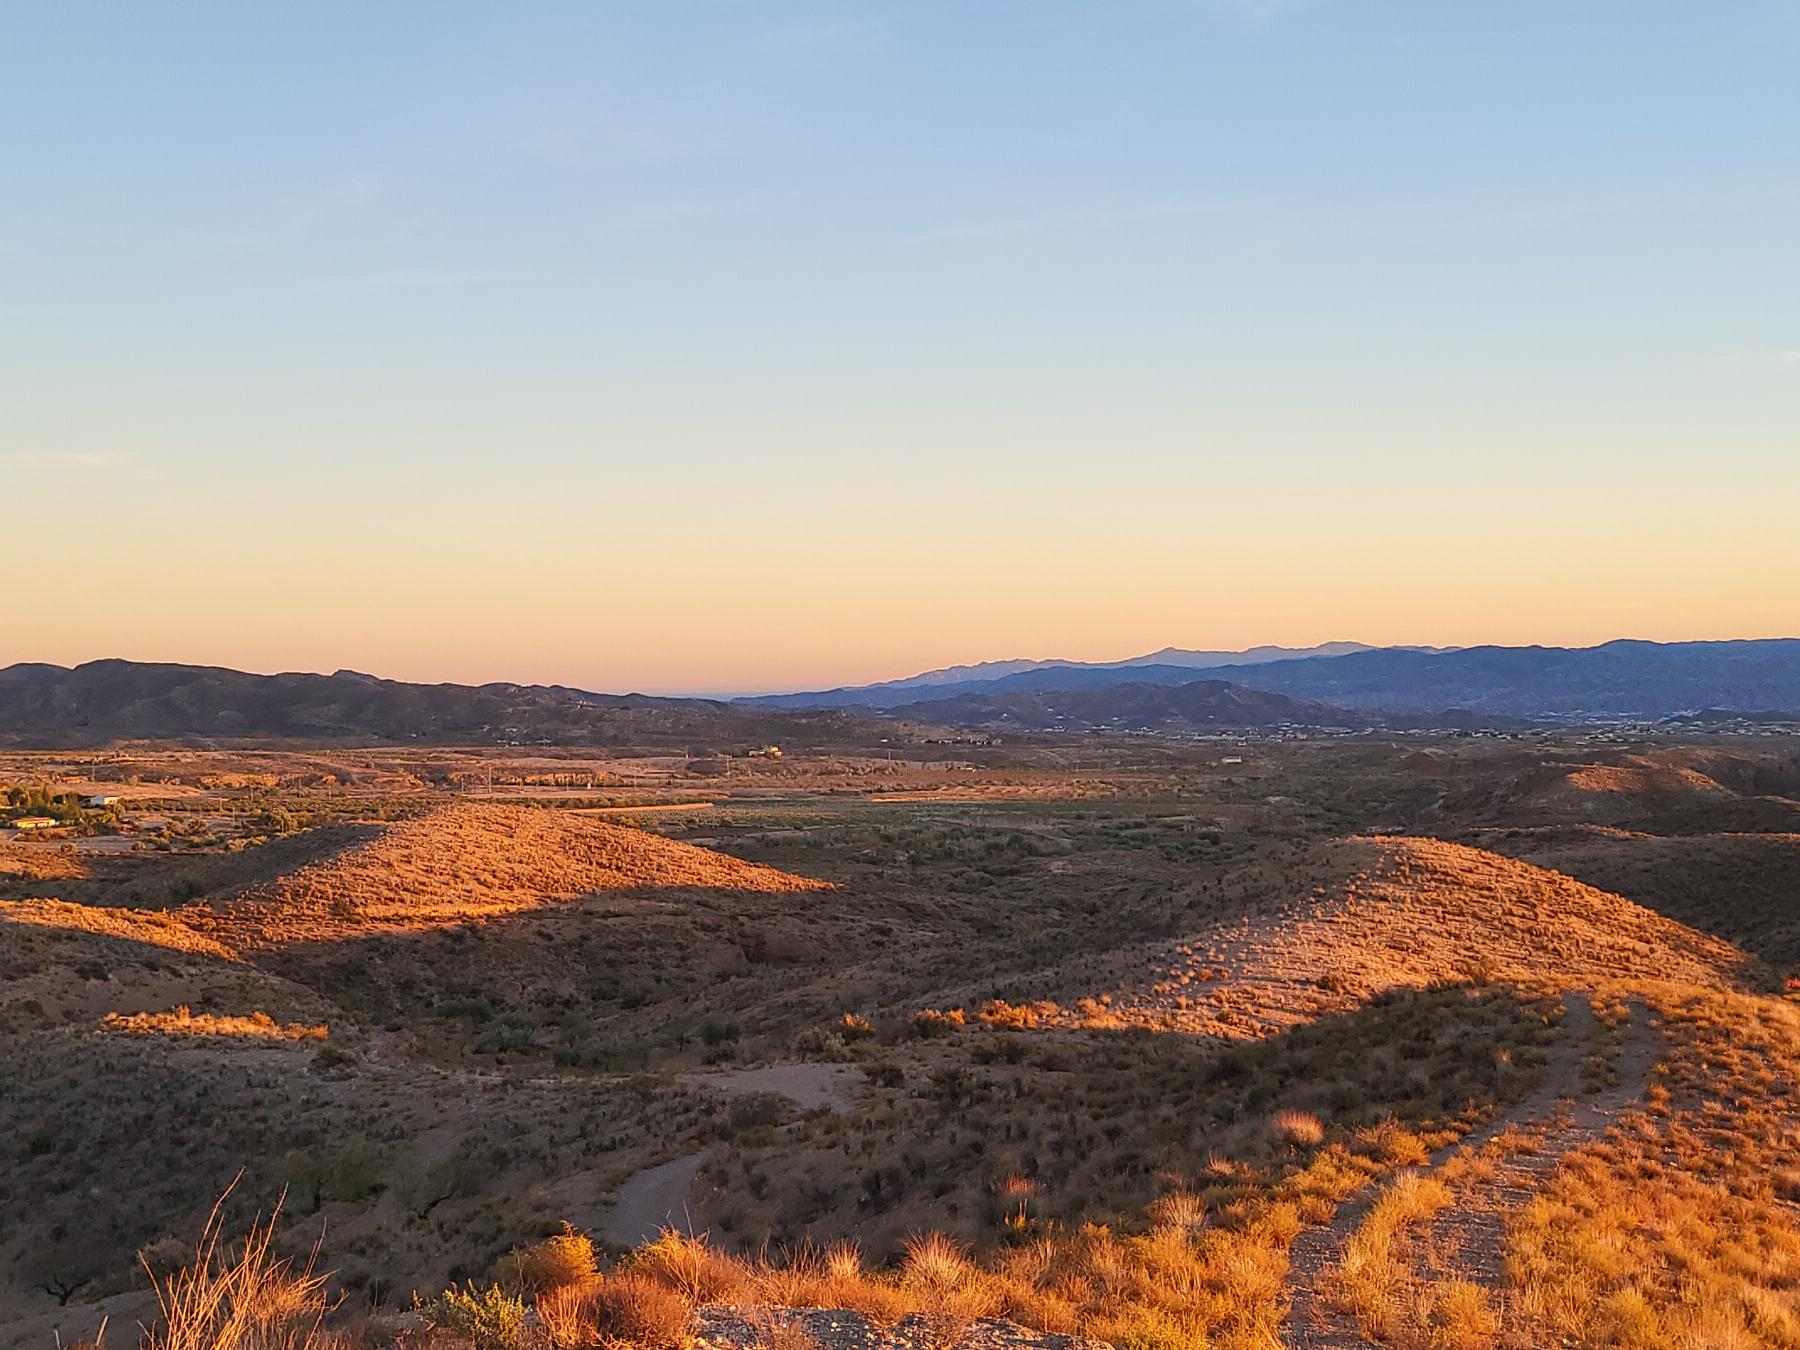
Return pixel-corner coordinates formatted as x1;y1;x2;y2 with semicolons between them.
599;1153;705;1246
1280;991;1657;1347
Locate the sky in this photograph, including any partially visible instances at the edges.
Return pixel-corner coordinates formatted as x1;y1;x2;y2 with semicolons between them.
3;2;1796;695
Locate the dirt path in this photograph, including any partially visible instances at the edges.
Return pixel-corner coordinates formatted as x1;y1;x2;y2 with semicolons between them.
1424;996;1656;1295
599;1153;705;1246
678;1061;861;1113
1279;992;1655;1348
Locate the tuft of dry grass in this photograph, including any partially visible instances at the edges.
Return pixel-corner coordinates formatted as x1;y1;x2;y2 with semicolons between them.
537;1270;693;1350
1270;1109;1326;1149
142;1190;334;1350
632;1228;755;1305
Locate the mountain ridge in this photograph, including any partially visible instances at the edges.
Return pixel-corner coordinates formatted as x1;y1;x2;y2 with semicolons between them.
747;638;1800;721
0;659;852;748
741;641;1405;709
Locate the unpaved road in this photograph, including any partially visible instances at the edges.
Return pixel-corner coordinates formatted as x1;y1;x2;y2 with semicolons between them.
678;1061;862;1113
600;1153;705;1246
601;1064;859;1247
1280;991;1657;1348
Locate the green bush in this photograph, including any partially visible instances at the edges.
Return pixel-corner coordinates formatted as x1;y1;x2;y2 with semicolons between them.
426;1283;528;1350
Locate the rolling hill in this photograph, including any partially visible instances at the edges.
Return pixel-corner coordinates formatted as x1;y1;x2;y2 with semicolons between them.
195;802;829;950
885;679;1505;733
0;659;869;748
989;834;1746;1037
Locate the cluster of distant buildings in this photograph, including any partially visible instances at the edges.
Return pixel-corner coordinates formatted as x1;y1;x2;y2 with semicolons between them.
6;793;121;833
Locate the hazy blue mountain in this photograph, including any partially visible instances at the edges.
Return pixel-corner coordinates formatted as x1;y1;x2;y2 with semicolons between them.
1205;639;1800;720
747;638;1800;721
740;642;1392;709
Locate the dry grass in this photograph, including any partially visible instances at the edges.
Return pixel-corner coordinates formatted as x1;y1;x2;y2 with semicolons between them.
1505;987;1800;1347
492;1226;598;1297
536;1270;693;1350
1270;1109;1326;1149
142;1191;334;1350
200;803;830;949
1017;836;1744;1040
1328;1173;1456;1341
101;1008;329;1041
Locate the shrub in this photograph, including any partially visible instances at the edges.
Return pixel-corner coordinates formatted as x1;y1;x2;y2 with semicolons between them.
538;1271;692;1350
493;1224;597;1296
700;1020;741;1047
977;999;1044;1029
908;1008;966;1039
634;1228;753;1303
838;1013;874;1040
862;1060;905;1088
136;1235;191;1284
427;1283;529;1350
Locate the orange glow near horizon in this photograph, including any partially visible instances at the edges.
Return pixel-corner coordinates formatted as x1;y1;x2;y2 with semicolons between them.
10;520;1798;696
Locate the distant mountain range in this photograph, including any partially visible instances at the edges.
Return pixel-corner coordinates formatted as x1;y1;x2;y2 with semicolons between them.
4;639;1796;747
1186;639;1800;720
0;660;851;749
742;642;1421;709
748;638;1800;723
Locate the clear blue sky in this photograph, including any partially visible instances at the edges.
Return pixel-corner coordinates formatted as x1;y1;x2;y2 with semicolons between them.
4;3;1796;693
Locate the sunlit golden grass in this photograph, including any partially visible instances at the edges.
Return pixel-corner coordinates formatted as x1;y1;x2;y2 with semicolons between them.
1505;986;1800;1348
200;803;831;949
143;1190;334;1350
101;1007;329;1041
1026;836;1744;1039
1329;1172;1454;1339
1563;757;1729;796
0;897;240;959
